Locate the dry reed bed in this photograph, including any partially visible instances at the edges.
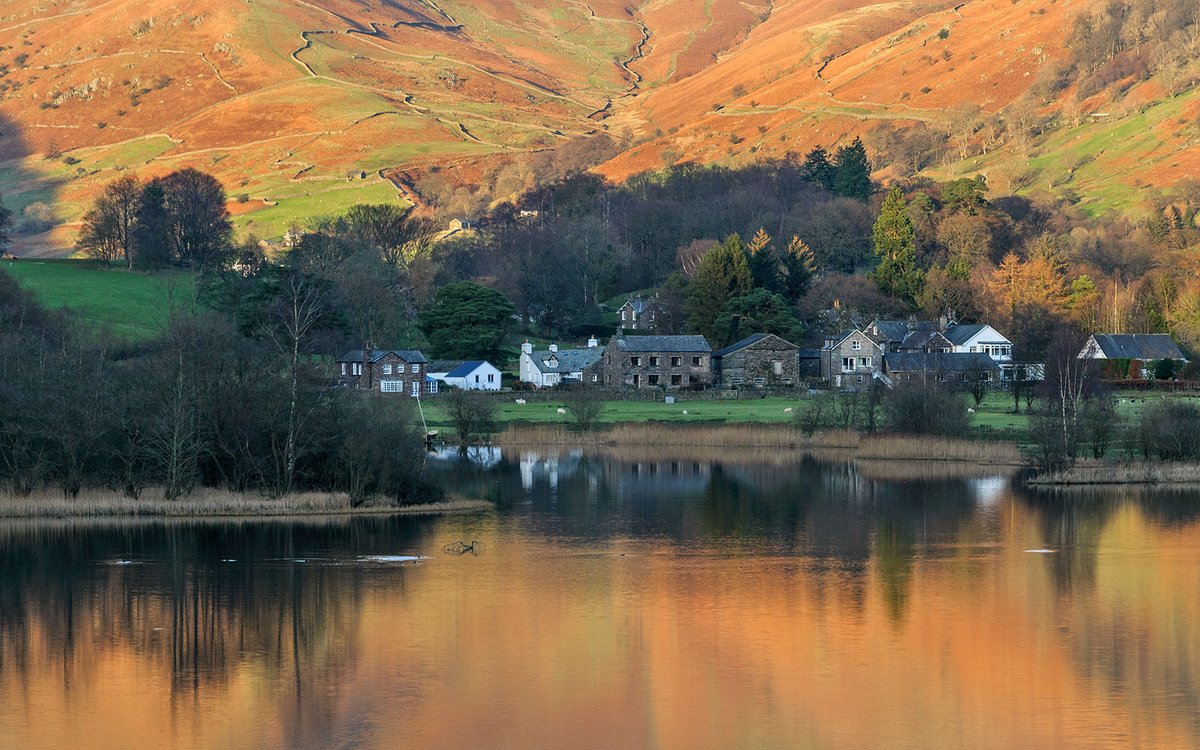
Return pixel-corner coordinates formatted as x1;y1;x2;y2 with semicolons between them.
498;425;1021;465
1029;462;1200;486
497;424;860;450
0;489;492;519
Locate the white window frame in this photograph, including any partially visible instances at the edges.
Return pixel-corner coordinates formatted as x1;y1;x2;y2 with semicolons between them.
382;364;393;375
380;380;403;393
411;381;420;397
842;357;854;373
851;340;862;351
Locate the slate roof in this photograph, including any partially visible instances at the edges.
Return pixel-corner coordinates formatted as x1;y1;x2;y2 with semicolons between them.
427;360;463;374
445;361;489;378
871;319;937;343
614;335;711;353
823;329;879;350
623;297;655;314
898;329;952;350
942;323;1000;346
337;349;428;364
1086;334;1186;360
713;333;799;358
883;352;1001;373
529;348;604;374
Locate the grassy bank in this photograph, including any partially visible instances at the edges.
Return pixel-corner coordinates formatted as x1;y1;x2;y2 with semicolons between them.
1028;461;1200;486
2;259;196;339
0;489;492;519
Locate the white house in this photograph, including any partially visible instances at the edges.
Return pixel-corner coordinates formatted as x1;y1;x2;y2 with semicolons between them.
519;339;604;388
427;360;503;391
941;323;1013;361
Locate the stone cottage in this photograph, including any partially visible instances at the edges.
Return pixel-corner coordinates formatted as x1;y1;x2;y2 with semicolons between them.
336;349;435;397
712;333;801;387
820;329;883;390
600;335;712;389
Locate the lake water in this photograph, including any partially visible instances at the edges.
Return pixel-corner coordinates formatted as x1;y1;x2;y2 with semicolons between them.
2;449;1200;749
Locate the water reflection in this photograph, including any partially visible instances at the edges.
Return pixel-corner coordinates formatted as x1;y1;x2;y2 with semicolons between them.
2;453;1200;748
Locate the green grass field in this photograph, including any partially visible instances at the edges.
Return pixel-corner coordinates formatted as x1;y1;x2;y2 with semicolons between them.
2;260;196;340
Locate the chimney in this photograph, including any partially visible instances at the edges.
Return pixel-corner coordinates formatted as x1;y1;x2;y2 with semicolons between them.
549;344;558;353
938;313;948;332
362;347;372;389
521;341;533;355
587;336;598;348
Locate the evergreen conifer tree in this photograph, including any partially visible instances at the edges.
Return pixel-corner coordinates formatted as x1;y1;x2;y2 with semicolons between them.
871;187;923;305
801;146;836;191
833;137;872;201
132;180;172;269
686;234;753;341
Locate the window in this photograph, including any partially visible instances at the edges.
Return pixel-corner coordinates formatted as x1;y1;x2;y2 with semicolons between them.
732;377;743;385
353;363;362;376
858;357;870;368
650;356;660;367
633;374;640;386
591;374;598;383
621;310;627;321
772;360;783;375
648;374;660;386
842;357;854;372
340;363;347;376
692;356;702;367
411;381;420;396
380;380;403;393
856;375;863;383
474;375;480;383
754;377;765;386
852;340;862;351
487;373;495;382
670;356;681;367
630;356;641;366
382;364;393;375
426;380;439;394
671;374;682;386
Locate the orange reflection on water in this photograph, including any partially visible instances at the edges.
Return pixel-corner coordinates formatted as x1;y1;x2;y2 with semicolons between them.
2;493;1200;749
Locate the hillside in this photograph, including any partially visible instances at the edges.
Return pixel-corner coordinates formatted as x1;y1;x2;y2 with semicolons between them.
0;0;1195;255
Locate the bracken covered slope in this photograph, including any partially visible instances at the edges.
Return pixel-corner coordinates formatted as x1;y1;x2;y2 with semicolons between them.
0;0;1194;254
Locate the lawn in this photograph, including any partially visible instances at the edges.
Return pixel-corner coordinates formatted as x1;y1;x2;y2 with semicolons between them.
3;260;196;340
419;396;805;430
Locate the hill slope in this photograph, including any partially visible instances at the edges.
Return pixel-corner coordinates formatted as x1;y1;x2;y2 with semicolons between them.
0;0;1195;255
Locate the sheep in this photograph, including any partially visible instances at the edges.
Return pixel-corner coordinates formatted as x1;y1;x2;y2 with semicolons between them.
682;409;688;415
967;407;975;414
556;407;567;414
783;407;793;413
515;398;527;405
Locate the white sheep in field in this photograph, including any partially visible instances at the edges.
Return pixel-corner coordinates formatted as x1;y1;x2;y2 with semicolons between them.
783;407;793;413
967;407;975;414
682;409;688;415
515;398;527;405
556;408;567;414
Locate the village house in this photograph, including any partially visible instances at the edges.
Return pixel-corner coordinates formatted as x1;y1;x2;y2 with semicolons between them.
882;351;1002;385
821;329;884;390
427;360;503;391
336;349;436;397
712;333;801;387
1079;333;1186;363
866;316;1017;377
617;296;661;331
518;339;604;388
600;335;712;389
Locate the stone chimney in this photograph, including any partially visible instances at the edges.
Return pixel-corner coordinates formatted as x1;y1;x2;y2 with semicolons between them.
587;336;598;348
362;347;373;389
521;341;533;355
549;344;558;353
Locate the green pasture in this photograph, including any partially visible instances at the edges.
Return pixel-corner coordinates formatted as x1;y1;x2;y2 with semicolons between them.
2;260;195;340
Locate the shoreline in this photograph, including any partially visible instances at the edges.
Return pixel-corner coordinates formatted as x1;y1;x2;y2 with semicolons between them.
1027;462;1200;487
0;491;493;520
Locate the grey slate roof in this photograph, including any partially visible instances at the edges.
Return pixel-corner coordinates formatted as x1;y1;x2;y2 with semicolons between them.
871;319;936;343
713;332;800;358
1087;334;1186;360
623;297;655;314
446;361;488;378
614;335;711;353
529;348;604;374
898;329;952;350
884;352;1001;373
427;360;464;374
337;349;428;364
942;323;993;346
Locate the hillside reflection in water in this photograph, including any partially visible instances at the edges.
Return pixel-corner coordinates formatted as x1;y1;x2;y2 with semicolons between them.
2;449;1200;749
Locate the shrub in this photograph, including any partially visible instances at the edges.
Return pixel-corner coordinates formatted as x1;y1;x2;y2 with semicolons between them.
883;379;969;436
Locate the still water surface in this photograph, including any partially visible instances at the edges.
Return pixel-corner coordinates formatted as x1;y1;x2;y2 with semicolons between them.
2;449;1200;749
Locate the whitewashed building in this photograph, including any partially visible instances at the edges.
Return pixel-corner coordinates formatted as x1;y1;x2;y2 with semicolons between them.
518;339;604;388
427;360;503;391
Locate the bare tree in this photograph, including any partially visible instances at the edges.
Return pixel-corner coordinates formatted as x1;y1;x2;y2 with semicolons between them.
78;175;142;268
